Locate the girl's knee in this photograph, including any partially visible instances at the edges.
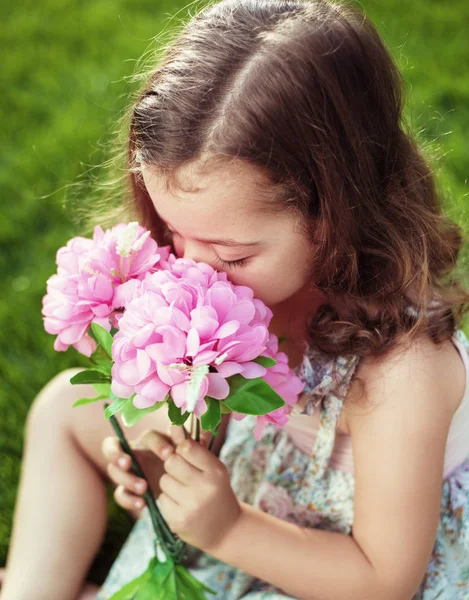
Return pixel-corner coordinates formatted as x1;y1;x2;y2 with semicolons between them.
25;368;112;478
26;368;88;431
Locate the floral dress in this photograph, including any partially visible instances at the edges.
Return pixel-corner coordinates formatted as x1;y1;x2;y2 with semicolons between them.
96;330;469;600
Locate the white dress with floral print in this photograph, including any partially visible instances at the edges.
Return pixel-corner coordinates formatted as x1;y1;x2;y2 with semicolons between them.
96;330;469;599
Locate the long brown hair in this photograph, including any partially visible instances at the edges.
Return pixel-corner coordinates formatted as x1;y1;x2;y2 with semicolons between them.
77;0;469;358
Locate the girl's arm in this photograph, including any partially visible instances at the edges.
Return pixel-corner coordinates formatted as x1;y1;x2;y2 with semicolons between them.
207;335;462;600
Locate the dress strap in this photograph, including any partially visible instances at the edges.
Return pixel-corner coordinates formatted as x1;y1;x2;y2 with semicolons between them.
305;353;361;478
453;328;469;356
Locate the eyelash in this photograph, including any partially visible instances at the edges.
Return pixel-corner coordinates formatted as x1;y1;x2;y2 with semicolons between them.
214;256;249;270
163;228;249;269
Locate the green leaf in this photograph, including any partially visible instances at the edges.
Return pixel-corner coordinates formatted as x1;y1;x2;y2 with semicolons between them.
90;349;113;376
121;398;165;428
90;321;114;358
224;375;285;415
175;563;217;596
90;362;112;377
87;326;98;344
200;397;221;432
167;398;190;426
253;355;276;368
107;559;154;599
104;397;130;419
72;395;108;408
107;554;217;600
92;382;112;397
219;402;232;414
70;369;111;385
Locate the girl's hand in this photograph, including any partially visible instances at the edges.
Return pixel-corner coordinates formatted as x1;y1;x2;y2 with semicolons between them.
102;425;212;515
102;428;176;514
158;425;241;552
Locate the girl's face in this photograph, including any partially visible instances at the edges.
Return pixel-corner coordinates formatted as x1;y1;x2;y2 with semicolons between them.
141;160;316;308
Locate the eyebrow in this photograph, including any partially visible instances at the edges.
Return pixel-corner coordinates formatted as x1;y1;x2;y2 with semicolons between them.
163;220;261;247
199;237;261;247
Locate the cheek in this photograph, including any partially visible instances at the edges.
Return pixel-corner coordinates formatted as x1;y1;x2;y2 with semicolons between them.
255;272;308;306
228;258;312;307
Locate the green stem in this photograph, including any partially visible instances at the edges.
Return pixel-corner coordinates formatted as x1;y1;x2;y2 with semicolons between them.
105;404;186;560
208;432;217;452
195;418;200;443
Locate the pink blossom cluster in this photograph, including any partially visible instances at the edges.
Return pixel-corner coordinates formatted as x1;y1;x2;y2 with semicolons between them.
42;222;304;436
42;223;171;357
111;260;275;417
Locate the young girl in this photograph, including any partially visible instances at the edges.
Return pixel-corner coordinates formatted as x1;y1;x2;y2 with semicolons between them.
2;0;469;598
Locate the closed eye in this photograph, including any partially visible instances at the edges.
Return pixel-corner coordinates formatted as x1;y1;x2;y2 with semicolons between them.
163;227;249;269
213;256;250;269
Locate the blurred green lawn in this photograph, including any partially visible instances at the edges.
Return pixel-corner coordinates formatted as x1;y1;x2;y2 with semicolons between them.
1;0;468;587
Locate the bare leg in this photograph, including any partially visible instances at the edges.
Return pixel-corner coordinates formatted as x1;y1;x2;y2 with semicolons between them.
2;563;100;600
0;368;166;600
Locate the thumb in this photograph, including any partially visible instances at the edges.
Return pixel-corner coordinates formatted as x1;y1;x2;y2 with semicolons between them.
131;429;175;459
166;422;212;447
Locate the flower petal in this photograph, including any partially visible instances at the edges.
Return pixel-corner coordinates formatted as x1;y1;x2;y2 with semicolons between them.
224;300;256;324
138;377;170;404
213;320;240;339
240;362;266;379
171;382;188;410
206;373;230;400
186;328;200;356
110;379;134;399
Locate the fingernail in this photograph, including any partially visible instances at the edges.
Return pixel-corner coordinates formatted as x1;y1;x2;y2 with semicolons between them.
160;447;172;459
118;457;128;468
135;481;146;492
180;440;191;454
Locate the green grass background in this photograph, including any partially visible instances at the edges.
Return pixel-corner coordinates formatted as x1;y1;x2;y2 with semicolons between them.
1;0;468;587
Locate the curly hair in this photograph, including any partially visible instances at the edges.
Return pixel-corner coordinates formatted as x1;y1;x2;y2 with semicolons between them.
77;0;469;359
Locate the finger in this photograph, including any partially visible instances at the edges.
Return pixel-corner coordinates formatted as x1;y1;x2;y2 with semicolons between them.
114;484;146;512
102;436;131;469
169;424;188;445
199;430;212;448
133;429;175;460
106;462;148;495
176;437;222;472
163;452;202;485
158;491;180;523
168;422;212;446
159;473;186;504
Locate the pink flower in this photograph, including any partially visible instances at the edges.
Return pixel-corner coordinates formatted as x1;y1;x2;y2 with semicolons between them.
111;260;273;416
42;222;171;357
232;333;305;440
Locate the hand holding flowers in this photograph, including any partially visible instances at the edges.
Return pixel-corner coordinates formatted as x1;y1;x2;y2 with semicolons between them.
158;426;242;553
102;428;177;515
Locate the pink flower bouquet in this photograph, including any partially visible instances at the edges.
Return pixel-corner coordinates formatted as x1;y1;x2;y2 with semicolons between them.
42;222;304;599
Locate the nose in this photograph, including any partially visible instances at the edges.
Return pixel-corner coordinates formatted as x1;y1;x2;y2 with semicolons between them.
181;240;208;265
